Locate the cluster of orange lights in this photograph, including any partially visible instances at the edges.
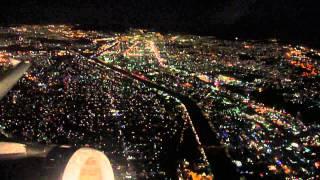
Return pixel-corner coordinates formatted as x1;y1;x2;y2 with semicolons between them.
148;40;168;68
98;42;120;56
290;60;318;77
285;48;319;77
181;82;193;88
123;41;143;57
243;44;254;49
315;161;320;169
0;52;10;64
56;50;69;56
48;25;88;39
187;171;213;180
281;164;292;174
252;105;273;115
62;30;88;39
24;73;38;82
271;119;285;127
197;74;211;83
268;157;293;175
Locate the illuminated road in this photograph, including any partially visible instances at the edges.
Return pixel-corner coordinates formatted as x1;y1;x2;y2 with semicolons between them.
92;57;239;179
94;58;217;144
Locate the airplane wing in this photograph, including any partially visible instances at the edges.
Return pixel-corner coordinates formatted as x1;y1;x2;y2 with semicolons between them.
0;61;31;101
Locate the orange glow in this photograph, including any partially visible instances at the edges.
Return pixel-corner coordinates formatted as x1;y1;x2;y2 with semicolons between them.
217;75;237;84
188;171;213;180
268;165;277;172
79;157;102;180
25;73;38;82
182;82;193;88
0;52;10;64
281;165;292;174
57;50;68;56
272;119;284;127
285;48;319;77
197;74;211;83
244;45;254;49
123;41;140;57
227;63;234;67
148;40;168;68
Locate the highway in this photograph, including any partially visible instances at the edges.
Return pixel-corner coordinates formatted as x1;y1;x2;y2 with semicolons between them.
92;58;239;179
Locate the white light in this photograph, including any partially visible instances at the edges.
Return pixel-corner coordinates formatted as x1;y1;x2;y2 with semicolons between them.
62;148;114;180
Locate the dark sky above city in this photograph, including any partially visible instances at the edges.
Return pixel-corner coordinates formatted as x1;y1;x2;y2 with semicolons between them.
1;0;319;46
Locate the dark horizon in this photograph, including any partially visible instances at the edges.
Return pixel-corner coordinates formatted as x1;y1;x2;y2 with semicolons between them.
1;0;319;46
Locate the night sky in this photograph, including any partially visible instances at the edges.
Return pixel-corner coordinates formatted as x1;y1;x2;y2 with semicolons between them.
1;0;319;47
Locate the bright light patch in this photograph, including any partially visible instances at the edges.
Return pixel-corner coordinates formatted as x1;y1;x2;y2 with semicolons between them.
62;148;114;180
0;142;27;155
